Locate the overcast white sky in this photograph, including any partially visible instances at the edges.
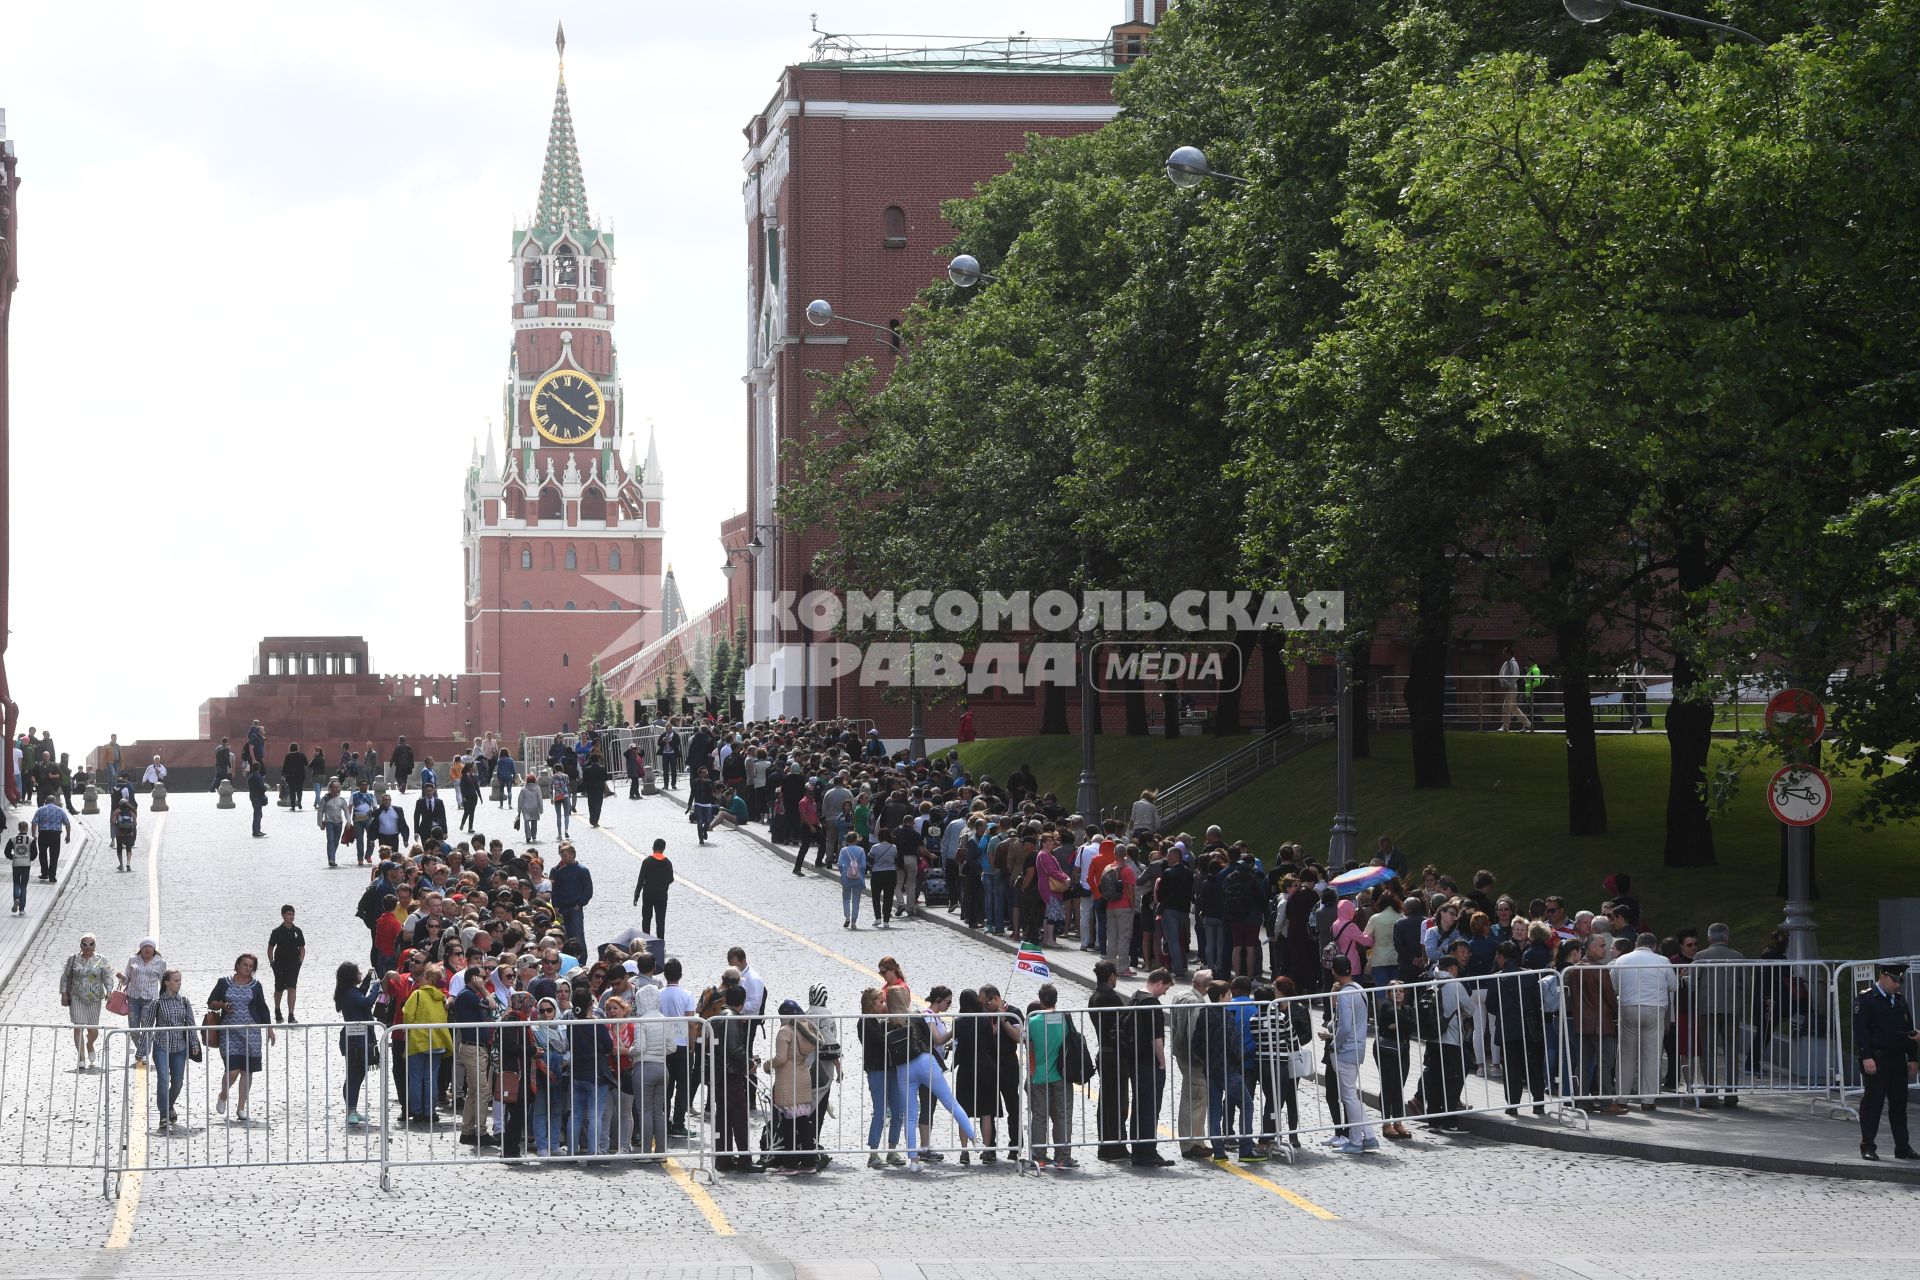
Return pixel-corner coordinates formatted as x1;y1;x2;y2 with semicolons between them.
2;0;1122;755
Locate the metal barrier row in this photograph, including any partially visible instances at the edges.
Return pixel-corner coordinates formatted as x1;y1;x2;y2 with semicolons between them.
47;956;1920;1191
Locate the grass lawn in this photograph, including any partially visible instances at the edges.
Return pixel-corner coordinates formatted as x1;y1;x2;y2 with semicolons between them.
960;730;1911;957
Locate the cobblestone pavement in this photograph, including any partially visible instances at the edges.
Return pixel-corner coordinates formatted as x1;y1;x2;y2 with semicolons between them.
0;791;1907;1276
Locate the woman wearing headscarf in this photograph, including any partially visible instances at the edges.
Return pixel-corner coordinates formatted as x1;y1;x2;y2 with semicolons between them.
764;997;823;1172
528;996;572;1156
497;990;535;1158
118;937;168;1064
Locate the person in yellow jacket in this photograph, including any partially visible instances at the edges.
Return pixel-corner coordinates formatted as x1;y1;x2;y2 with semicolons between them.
401;965;453;1122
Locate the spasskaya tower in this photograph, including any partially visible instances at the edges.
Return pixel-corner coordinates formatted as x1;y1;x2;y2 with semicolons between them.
462;23;665;743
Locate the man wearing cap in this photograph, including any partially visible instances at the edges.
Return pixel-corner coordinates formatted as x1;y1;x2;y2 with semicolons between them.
1853;963;1918;1161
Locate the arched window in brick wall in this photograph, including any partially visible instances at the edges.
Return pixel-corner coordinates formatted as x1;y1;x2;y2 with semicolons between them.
520;546;533;569
539;485;563;521
564;546;578;570
580;486;607;523
609;546;622;571
883;205;907;248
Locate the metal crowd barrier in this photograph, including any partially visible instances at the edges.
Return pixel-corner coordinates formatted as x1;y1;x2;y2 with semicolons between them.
99;1015;711;1194
0;1024;115;1171
36;955;1920;1193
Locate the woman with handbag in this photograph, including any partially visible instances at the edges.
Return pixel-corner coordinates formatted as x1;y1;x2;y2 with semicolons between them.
150;969;198;1132
210;953;275;1122
498;991;536;1158
516;777;544;844
334;962;380;1127
117;937;168;1064
59;934;115;1070
1036;841;1070;949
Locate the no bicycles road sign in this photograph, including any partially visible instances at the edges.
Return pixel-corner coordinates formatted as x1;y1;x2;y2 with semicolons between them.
1768;763;1832;826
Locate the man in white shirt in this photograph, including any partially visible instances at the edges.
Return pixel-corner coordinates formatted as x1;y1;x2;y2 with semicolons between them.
657;958;697;1137
142;755;168;787
1074;832;1103;952
1497;648;1531;732
1611;932;1678;1109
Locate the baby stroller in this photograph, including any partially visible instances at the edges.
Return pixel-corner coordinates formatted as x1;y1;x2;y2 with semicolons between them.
111;803;138;871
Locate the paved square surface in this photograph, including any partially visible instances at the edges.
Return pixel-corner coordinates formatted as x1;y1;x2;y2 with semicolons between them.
0;791;1907;1276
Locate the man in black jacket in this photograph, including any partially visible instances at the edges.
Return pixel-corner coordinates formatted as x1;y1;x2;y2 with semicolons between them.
581;752;610;827
391;737;416;794
281;745;308;811
1088;960;1129;1159
633;838;674;941
1855;963;1918;1161
411;784;448;844
247;765;270;838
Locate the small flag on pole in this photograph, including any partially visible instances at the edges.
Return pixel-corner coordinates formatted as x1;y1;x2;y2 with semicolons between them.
1012;947;1051;981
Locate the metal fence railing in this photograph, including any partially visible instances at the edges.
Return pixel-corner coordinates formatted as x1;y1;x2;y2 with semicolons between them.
1362;674;1790;735
17;955;1915;1193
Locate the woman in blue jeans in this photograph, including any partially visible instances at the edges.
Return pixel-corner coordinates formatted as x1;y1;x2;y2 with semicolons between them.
530;997;572;1156
838;838;868;931
149;970;195;1132
885;986;978;1170
858;987;906;1166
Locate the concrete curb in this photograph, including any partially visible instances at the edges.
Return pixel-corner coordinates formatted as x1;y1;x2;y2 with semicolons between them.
0;819;95;1002
1454;1107;1920;1187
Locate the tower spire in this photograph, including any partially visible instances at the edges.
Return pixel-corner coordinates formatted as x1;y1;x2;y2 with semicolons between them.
535;23;590;234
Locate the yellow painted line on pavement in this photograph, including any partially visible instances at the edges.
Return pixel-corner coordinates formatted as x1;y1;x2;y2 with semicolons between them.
1213;1156;1340;1219
107;811;166;1249
602;822;1338;1220
599;828;875;983
664;1156;735;1235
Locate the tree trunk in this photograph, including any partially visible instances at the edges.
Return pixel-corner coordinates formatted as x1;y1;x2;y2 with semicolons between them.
1259;632;1293;733
1348;637;1372;760
1556;616;1608;836
1124;686;1149;736
1662;535;1716;865
1213;635;1257;737
1161;691;1181;740
1405;580;1452;787
1040;681;1068;735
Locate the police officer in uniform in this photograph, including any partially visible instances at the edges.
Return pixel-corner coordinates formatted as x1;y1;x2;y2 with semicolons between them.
1852;963;1918;1160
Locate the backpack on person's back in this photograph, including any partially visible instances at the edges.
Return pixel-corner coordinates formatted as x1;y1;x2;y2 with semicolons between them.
1223;863;1259;918
1098;864;1125;904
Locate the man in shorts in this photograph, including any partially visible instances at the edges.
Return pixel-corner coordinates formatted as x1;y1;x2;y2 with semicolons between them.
267;904;307;1023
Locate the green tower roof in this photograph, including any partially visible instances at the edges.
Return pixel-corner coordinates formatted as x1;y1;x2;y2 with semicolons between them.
534;21;590;235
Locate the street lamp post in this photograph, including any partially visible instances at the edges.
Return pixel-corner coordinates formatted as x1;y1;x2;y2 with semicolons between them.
1560;0;1765;43
805;300;928;754
948;254;1100;821
1168;146;1357;866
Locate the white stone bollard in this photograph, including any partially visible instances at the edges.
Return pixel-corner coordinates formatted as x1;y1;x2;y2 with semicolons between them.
149;783;170;813
217;778;236;809
82;785;100;815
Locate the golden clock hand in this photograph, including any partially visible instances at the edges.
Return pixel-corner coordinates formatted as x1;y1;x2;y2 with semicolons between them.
548;395;598;427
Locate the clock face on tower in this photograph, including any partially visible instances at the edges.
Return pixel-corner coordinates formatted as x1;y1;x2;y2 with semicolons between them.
529;369;606;444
